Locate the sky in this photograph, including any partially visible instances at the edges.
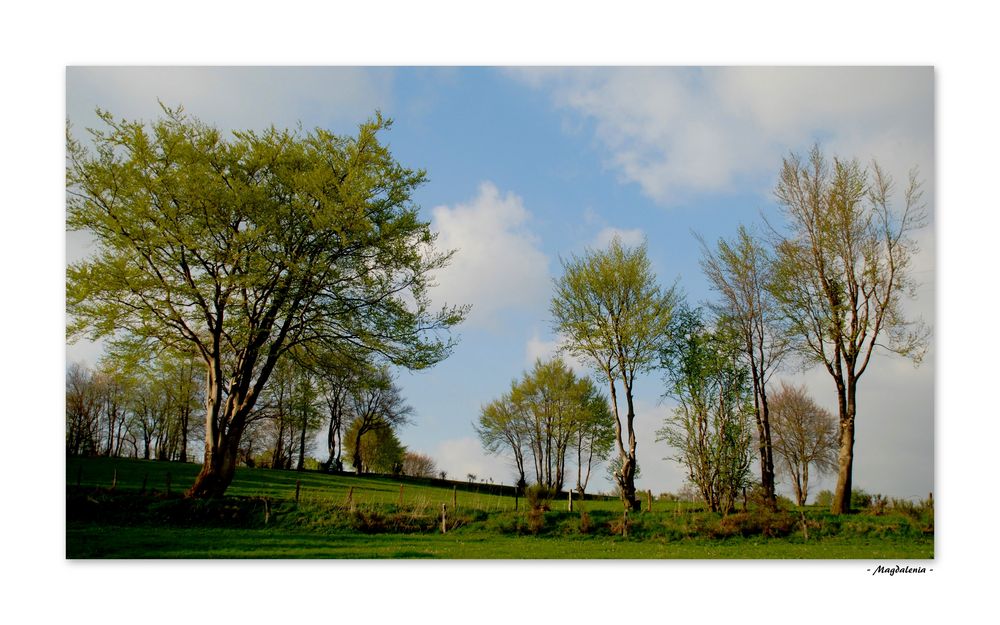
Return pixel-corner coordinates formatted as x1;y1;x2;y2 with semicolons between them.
65;66;935;501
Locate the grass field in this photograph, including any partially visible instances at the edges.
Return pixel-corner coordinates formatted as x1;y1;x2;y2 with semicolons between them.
65;457;934;559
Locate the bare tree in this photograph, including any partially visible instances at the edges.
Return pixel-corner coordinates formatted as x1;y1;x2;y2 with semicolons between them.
66;363;101;457
770;146;928;513
769;382;838;506
401;452;438;478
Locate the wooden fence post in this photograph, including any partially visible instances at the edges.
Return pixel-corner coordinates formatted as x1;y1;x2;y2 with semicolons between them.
623;509;629;538
111;468;118;491
514;489;518;511
647;489;652;513
568;489;573;512
295;479;301;503
346;486;354;509
441;503;447;533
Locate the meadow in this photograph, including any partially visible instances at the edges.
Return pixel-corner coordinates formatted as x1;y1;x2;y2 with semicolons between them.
66;457;933;559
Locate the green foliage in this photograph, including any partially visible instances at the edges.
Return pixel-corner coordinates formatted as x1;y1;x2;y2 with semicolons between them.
658;305;755;514
814;490;834;507
851;489;873;510
551;236;676;381
344;419;406;475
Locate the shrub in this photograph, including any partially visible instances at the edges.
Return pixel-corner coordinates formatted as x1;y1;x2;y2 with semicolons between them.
579;509;593;535
608;514;629;537
525;484;555;511
813;490;833;507
851;489;872;510
867;493;889;515
712;511;797;539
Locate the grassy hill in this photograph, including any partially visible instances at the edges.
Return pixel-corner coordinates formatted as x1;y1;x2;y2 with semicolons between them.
66;456;933;559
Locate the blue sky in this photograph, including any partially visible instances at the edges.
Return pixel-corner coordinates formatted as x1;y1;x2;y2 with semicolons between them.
66;66;935;500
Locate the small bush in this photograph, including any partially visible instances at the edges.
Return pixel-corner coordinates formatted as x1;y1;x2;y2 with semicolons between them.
579;510;593;535
851;489;872;510
813;490;834;507
608;512;631;537
867;493;889;515
525;484;555;511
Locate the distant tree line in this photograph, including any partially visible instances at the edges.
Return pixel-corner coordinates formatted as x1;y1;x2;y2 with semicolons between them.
68;347;442;480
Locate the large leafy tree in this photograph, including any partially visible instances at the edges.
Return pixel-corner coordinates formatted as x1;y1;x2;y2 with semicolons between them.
67;106;466;497
551;237;676;510
770;146;928;514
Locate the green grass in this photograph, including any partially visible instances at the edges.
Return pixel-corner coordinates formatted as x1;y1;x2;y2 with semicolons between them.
66;524;932;559
65;457;934;559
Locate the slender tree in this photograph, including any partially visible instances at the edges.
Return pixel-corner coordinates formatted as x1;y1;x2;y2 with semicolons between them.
770;146;928;513
575;385;615;495
67;106;466;497
699;226;789;509
551;236;676;510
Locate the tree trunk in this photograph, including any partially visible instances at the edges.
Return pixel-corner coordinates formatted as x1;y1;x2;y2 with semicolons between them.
801;463;810;508
296;408;307;471
353;426;365;475
622;384;640;511
831;376;857;514
186;358;239;498
187;431;241;497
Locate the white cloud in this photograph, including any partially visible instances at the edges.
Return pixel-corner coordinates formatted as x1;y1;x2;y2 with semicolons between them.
430;182;550;328
593;226;645;249
66;66;393;134
512;67;934;206
524;329;590;376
